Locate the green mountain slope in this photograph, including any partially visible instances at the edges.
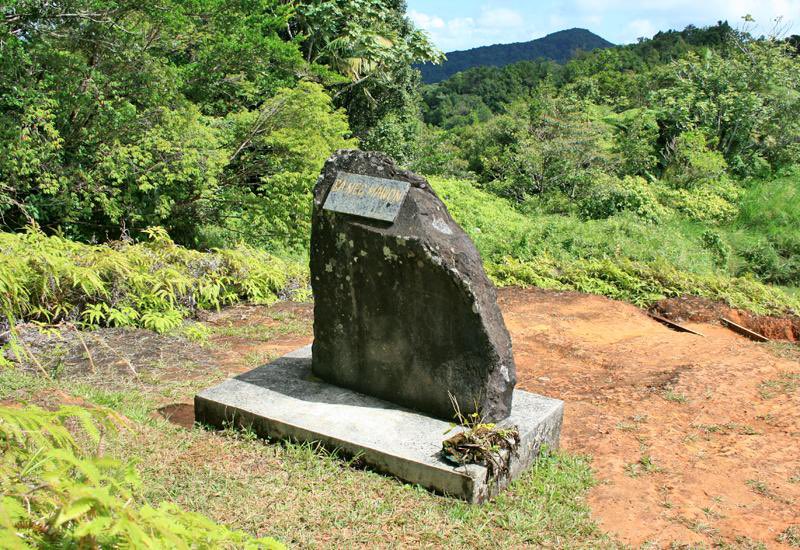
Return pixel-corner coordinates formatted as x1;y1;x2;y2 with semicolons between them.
418;28;613;83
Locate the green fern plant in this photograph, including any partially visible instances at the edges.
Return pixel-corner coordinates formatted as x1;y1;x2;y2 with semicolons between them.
0;227;308;338
0;404;283;549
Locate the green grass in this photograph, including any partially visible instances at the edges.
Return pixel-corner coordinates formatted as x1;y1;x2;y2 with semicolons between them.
209;319;308;342
68;384;154;423
125;429;614;548
435;177;720;275
431;176;800;314
758;372;800;399
726;170;800;285
624;455;662;478
778;525;800;547
737;170;800;239
662;389;689;404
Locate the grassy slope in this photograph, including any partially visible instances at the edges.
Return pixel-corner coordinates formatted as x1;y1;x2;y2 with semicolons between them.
432;177;800;315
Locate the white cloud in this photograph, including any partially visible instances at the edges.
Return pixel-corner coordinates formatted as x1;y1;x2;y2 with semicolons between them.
627;19;657;40
408;10;445;30
409;5;537;51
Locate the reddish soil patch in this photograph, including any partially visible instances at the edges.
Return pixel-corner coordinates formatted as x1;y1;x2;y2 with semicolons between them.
654;295;800;342
204;302;314;374
499;287;800;548
3;390;94;411
157;403;195;429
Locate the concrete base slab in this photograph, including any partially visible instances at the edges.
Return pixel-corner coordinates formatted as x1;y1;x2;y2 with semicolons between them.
195;346;563;503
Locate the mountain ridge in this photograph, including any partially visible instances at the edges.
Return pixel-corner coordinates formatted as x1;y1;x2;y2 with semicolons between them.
418;28;614;84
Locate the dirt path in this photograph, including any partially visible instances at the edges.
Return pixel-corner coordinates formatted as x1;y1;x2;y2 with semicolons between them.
498;287;800;548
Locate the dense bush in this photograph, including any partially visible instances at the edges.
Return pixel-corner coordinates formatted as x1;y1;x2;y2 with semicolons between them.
0;404;282;548
653;41;800;175
0;0;439;248
0;227;306;337
658;131;741;224
578;175;665;222
608;108;659;176
433;177;800;314
452;94;617;202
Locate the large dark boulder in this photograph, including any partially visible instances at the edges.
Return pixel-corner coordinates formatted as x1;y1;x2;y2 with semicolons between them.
310;150;516;422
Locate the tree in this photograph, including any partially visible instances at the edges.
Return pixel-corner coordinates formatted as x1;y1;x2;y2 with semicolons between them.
652;39;800;175
0;0;358;249
457;92;617;202
289;0;442;161
1;0;215;238
216;82;356;250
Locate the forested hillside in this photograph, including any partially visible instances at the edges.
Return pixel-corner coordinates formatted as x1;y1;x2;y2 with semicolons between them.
413;22;800;300
417;28;613;83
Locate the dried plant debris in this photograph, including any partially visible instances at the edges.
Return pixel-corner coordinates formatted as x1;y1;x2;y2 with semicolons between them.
443;423;521;481
442;393;521;482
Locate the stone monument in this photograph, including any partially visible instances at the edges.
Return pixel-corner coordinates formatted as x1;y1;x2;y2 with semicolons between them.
310;150;515;422
195;150;563;503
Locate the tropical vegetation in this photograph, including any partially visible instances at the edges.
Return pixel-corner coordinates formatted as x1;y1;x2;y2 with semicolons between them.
2;2;800;545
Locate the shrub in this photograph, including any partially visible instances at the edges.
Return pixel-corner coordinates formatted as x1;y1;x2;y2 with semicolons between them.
700;229;731;268
653;41;800;175
455;96;617;202
432;176;799;315
736;238;800;286
579;175;666;222
662;177;741;224
663;131;728;187
408;125;471;177
609;108;659;176
661;131;741;223
487;256;800;314
216;82;356;251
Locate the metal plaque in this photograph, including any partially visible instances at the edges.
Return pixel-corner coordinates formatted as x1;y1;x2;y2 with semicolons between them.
323;171;411;222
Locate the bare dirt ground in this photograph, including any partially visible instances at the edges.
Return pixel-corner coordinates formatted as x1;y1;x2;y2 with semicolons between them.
498;287;800;548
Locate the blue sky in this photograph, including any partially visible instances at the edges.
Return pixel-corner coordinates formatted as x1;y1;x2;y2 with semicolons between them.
407;0;800;51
